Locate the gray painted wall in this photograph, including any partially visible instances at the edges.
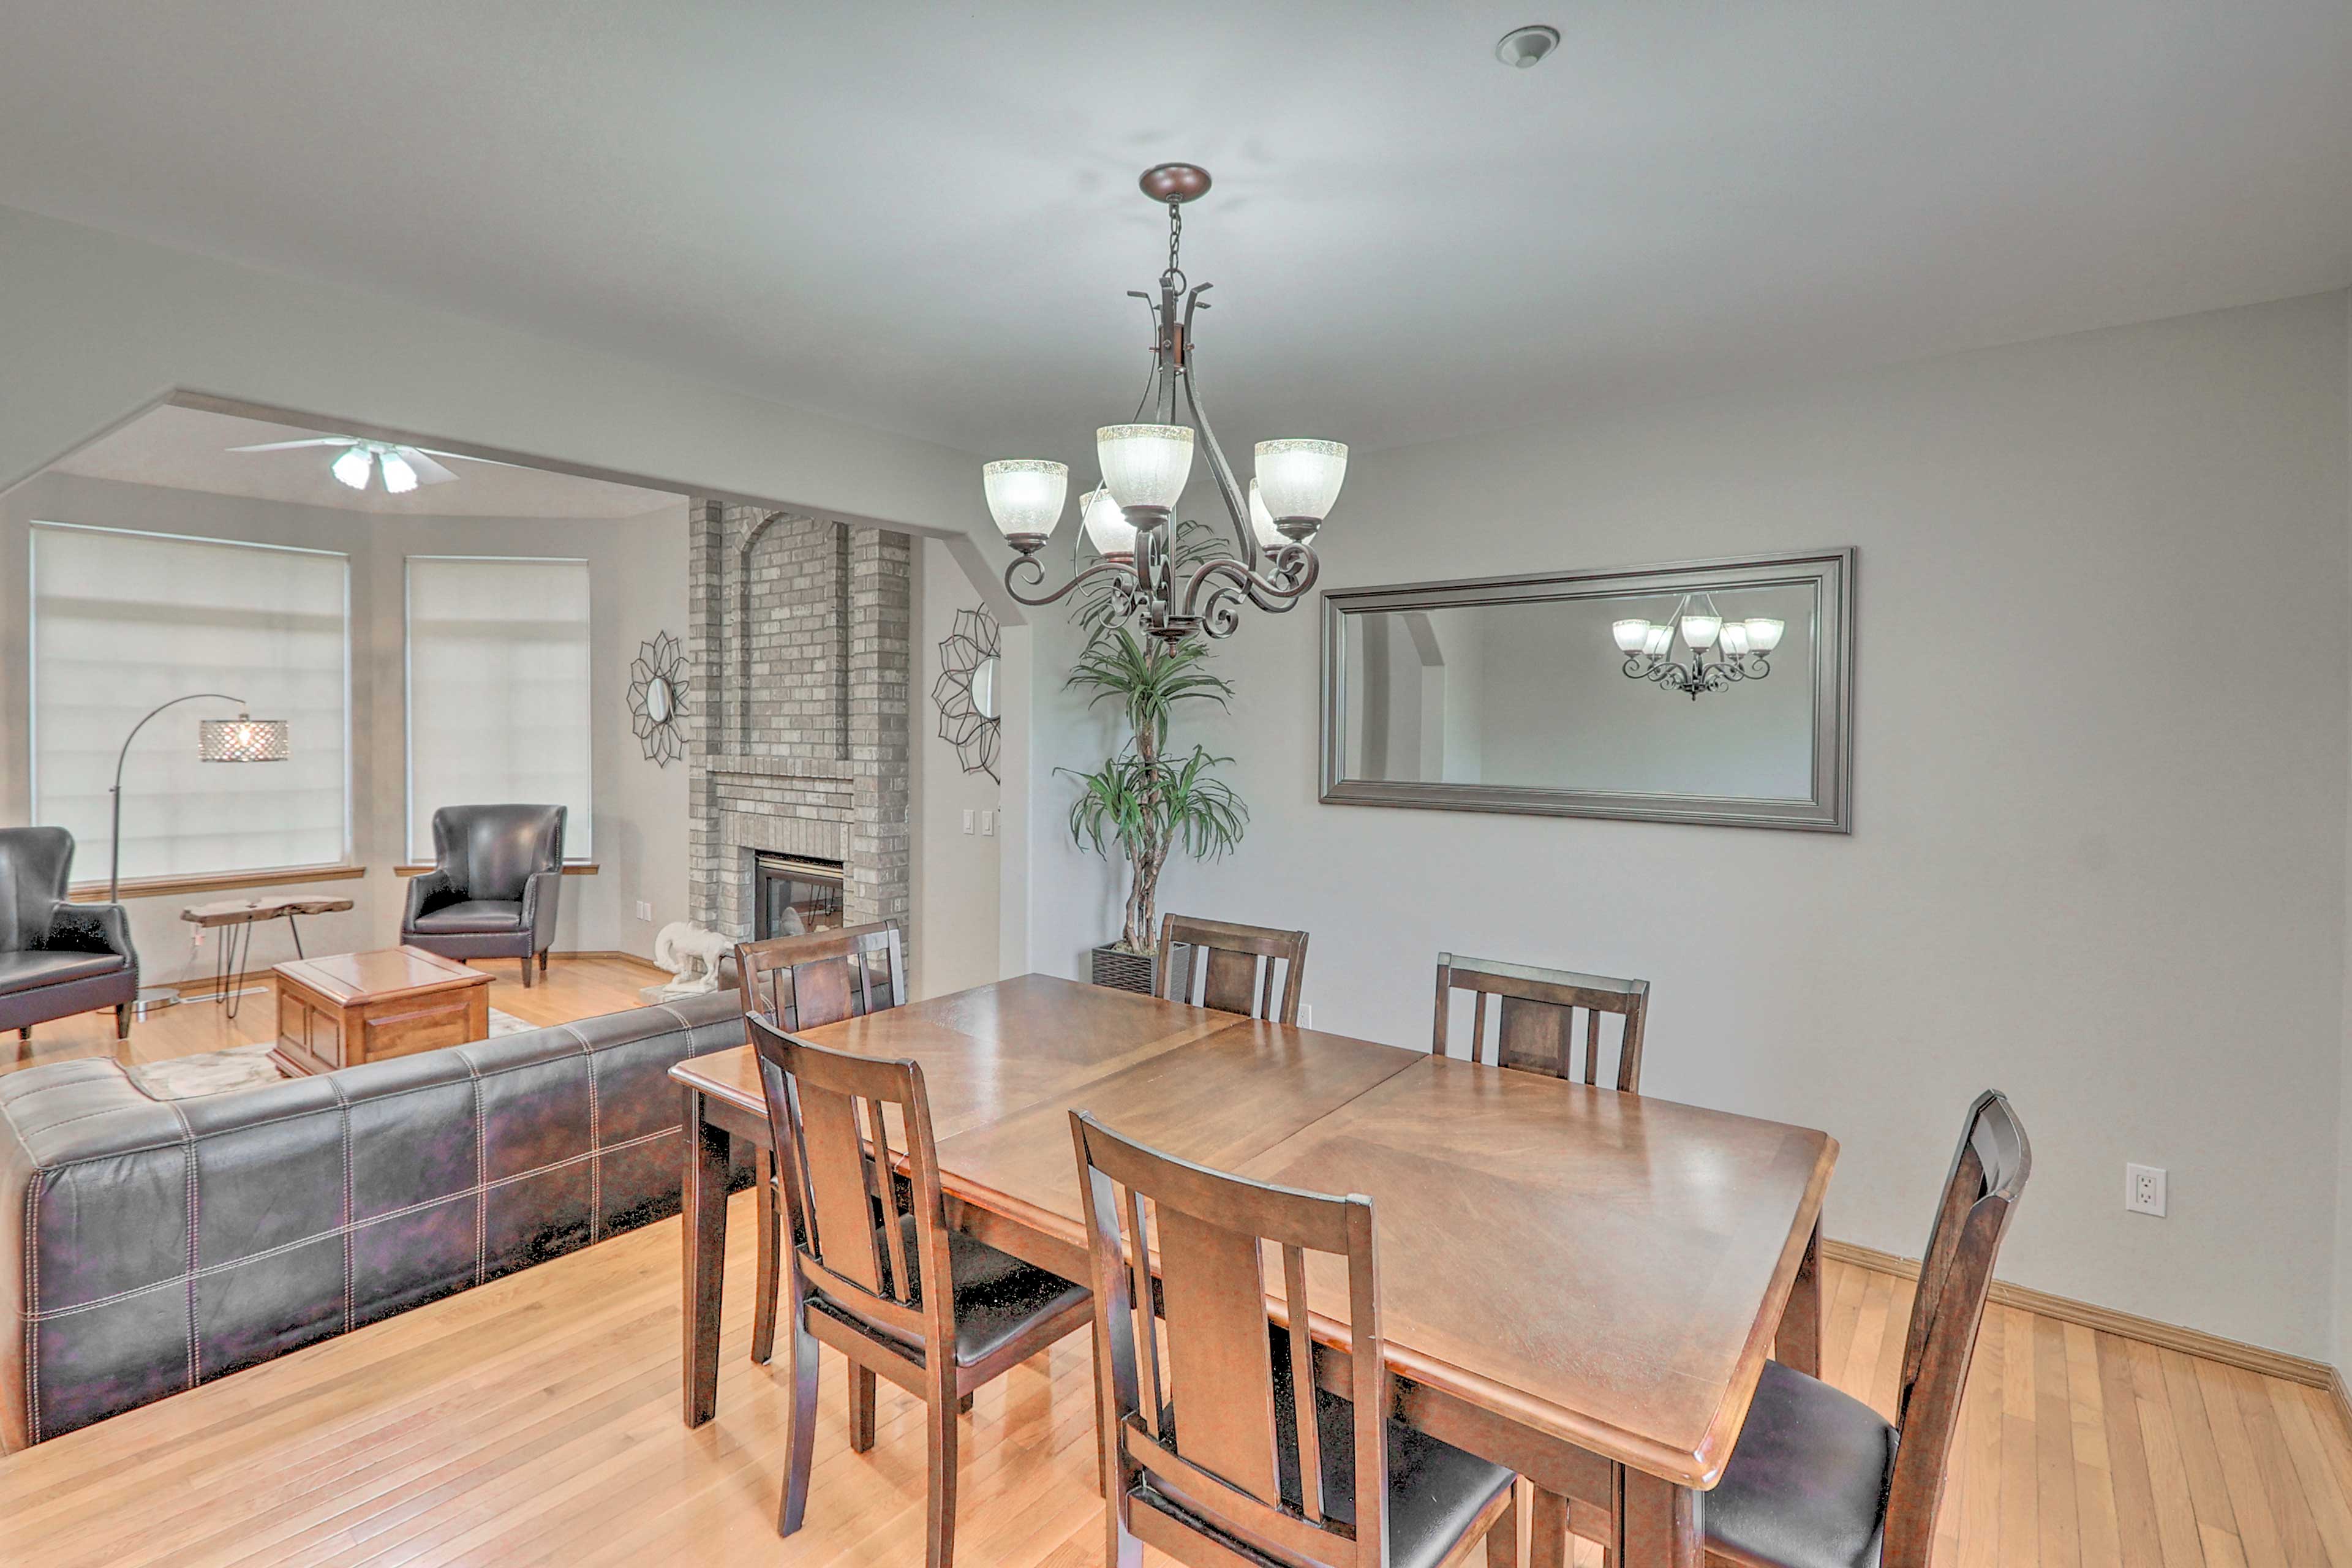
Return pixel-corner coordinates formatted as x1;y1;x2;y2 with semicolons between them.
1035;291;2352;1360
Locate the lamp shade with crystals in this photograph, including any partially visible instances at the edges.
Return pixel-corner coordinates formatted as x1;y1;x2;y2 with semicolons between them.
198;714;290;763
981;164;1346;642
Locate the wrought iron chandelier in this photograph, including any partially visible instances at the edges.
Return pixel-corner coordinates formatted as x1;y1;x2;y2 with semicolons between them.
982;163;1345;642
1612;595;1786;699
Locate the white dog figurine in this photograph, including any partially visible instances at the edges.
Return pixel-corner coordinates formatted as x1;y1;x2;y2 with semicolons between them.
652;922;736;999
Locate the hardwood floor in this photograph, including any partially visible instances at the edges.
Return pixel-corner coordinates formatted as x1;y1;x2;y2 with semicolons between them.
1;968;2346;1566
0;952;666;1080
0;1195;2344;1567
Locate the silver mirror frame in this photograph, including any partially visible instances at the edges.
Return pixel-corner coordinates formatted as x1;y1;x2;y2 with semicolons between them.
1319;546;1854;832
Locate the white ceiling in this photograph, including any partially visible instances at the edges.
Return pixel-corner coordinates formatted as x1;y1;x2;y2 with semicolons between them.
50;406;684;519
1;2;2346;466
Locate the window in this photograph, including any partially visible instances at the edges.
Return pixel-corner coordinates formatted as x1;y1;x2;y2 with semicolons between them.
31;522;351;883
405;556;593;861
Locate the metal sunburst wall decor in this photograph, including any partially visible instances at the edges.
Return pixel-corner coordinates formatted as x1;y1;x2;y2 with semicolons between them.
628;631;690;766
932;606;1002;782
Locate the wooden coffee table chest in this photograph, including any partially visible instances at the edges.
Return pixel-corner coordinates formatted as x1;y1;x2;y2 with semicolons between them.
272;946;492;1077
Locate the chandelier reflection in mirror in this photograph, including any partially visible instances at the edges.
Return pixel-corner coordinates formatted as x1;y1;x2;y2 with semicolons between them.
981;164;1345;642
1612;595;1786;699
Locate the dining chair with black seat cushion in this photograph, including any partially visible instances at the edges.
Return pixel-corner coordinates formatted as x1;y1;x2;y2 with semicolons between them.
734;919;908;1367
1071;1109;1519;1568
750;1014;1091;1568
400;804;566;987
0;827;139;1045
1703;1089;2030;1568
1156;913;1310;1025
1432;952;1650;1091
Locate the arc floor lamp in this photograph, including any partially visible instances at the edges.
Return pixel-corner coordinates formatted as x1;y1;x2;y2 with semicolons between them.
108;693;289;1009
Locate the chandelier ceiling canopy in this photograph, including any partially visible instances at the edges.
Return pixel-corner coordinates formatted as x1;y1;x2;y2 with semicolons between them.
982;164;1344;642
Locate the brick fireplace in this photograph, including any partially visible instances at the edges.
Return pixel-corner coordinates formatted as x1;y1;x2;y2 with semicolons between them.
684;501;911;958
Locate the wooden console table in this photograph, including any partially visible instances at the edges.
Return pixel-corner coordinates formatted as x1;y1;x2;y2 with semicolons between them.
271;946;491;1077
180;894;356;1019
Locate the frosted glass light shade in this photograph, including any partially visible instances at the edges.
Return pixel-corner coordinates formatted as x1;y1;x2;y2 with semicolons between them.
198;715;290;763
1096;425;1193;510
1080;486;1137;557
1745;617;1785;652
1718;623;1750;657
982;459;1068;538
379;451;419;495
331;446;374;490
1255;439;1348;521
1246;480;1286;551
1612;619;1652;652
1680;613;1722;649
1643;625;1673;657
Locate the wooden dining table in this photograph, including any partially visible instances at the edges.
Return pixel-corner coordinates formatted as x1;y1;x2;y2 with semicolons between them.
671;973;1834;1568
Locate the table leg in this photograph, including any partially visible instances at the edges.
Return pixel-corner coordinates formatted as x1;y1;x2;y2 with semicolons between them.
1617;1468;1702;1568
1778;1218;1822;1377
287;911;307;959
681;1085;731;1427
1528;1487;1572;1568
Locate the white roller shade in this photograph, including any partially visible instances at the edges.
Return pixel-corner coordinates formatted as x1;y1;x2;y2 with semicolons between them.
31;522;350;883
405;556;593;861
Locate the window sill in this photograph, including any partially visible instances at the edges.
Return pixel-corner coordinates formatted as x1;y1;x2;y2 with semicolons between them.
393;862;600;877
70;864;368;904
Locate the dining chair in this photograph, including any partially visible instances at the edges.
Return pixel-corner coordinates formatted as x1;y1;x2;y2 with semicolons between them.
1156;913;1311;1024
1701;1089;2031;1568
735;920;907;1367
735;918;905;1030
1070;1109;1519;1568
1431;952;1650;1091
750;1014;1093;1567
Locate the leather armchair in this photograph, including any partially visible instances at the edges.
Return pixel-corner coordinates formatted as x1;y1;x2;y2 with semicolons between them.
400;805;567;987
0;827;138;1043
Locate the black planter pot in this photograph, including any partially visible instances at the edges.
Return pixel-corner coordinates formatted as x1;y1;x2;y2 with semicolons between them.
1089;943;1157;995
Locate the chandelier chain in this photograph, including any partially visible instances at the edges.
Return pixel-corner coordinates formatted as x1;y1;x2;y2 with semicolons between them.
1167;200;1183;277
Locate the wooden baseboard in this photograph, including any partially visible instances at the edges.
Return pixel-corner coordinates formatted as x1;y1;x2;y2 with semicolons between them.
549;950;665;974
1824;1238;2335;1389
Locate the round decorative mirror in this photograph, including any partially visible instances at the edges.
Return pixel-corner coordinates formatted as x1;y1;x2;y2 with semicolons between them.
629;630;690;766
932;606;1002;781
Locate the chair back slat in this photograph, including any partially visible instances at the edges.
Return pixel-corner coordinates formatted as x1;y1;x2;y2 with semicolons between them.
1156;914;1311;1024
745;1011;955;1345
1158;1206;1284;1503
1882;1090;2031;1568
1433;952;1651;1092
736;919;905;1031
1072;1109;1381;1567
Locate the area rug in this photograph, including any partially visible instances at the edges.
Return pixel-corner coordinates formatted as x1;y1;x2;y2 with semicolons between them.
129;1007;535;1101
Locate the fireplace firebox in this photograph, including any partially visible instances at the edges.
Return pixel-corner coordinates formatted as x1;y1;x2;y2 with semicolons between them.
754;853;845;941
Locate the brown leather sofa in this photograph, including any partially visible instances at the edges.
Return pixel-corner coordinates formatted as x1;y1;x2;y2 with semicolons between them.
0;827;138;1044
0;989;752;1450
401;804;567;986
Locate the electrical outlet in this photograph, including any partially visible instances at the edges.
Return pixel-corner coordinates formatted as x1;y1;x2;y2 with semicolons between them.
635;901;654;922
1299;1005;1312;1029
980;810;995;837
2125;1163;2167;1216
962;809;974;835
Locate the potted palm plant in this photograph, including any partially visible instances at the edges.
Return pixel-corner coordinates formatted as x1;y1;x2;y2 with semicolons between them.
1063;522;1248;991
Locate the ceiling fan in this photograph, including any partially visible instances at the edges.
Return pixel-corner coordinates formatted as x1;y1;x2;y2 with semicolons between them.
226;435;500;495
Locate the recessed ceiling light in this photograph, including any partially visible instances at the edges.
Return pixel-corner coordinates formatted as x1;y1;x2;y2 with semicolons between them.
1496;24;1561;69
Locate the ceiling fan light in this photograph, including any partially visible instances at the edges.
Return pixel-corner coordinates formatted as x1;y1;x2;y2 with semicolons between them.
1096;425;1193;511
1080;486;1137;557
378;451;419;494
982;459;1068;539
330;446;374;490
1612;619;1653;653
1745;617;1785;652
1255;439;1347;522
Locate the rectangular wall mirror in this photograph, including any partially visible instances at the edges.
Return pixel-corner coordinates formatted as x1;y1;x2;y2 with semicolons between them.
1320;548;1853;831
